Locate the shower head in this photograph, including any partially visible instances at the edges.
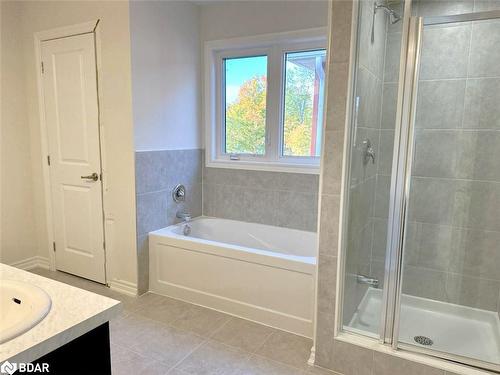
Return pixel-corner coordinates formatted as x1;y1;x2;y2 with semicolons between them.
371;1;401;43
374;2;401;24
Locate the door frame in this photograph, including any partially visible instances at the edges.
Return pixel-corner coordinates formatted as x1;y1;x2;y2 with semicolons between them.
34;20;110;284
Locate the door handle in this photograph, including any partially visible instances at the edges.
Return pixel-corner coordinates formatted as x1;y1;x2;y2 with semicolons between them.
81;172;99;182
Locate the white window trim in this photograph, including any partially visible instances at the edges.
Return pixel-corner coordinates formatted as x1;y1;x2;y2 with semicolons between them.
204;28;328;175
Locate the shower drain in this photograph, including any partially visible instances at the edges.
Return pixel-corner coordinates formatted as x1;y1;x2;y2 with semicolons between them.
414;335;433;346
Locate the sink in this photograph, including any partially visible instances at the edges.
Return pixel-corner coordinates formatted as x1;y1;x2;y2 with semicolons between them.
0;280;52;344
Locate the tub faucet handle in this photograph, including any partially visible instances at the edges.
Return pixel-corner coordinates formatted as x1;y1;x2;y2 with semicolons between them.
172;184;186;203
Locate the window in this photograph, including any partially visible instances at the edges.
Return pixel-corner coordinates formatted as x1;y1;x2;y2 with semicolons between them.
205;29;327;173
283;50;326;158
224;55;268;155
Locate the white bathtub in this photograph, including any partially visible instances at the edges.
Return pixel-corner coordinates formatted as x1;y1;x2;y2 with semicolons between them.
149;217;317;337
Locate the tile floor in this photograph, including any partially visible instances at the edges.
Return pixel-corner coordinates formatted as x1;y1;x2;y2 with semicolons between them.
29;268;338;375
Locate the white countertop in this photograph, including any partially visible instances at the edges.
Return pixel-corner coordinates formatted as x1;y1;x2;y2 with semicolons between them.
0;264;122;363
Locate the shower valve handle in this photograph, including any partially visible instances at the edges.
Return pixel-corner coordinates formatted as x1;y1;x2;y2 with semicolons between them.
362;139;376;165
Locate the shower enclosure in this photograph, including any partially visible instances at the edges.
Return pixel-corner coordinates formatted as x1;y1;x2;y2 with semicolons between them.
339;0;500;372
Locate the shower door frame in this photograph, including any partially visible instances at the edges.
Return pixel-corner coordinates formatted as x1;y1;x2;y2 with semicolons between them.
336;0;414;342
387;10;500;374
336;0;415;343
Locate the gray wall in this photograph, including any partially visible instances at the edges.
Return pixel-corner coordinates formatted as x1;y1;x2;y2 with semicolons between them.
203;168;319;232
399;0;500;313
135;149;202;293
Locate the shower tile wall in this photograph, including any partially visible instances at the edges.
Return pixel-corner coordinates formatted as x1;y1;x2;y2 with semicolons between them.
135;149;203;293
401;0;500;313
203;168;319;231
342;0;390;325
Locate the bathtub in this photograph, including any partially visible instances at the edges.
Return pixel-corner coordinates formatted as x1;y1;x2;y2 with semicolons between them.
149;217;317;337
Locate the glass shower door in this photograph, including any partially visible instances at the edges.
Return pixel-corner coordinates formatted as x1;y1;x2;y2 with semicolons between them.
396;11;500;372
339;0;406;339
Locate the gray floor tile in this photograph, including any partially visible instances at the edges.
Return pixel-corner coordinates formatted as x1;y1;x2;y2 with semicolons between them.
237;355;306;375
129;319;204;366
254;331;313;370
134;295;192;325
211;317;276;353
175;340;251;375
169;304;231;337
111;343;171;375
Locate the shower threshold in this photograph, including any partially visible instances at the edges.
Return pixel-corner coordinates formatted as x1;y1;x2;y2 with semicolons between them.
348;288;500;365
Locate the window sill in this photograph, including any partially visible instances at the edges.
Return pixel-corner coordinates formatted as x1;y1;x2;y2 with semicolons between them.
206;159;320;175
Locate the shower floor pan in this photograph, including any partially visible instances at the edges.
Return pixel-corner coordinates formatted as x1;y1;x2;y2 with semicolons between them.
348;288;500;365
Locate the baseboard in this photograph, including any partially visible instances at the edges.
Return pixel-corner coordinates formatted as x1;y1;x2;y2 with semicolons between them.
151;280;313;338
10;256;50;270
109;278;137;297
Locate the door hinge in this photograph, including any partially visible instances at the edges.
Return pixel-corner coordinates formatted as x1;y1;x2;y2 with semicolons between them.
47;155;51;166
41;61;44;74
53;241;56;252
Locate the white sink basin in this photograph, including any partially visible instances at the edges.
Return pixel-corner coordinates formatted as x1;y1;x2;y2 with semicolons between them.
0;280;51;343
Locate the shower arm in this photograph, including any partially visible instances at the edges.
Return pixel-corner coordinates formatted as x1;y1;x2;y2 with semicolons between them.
371;2;402;43
376;3;401;24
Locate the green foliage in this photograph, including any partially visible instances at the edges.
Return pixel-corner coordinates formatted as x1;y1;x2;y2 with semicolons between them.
225;76;267;155
225;64;316;157
283;64;315;157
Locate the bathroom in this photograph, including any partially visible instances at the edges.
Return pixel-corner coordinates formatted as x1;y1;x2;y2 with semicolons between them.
1;0;499;374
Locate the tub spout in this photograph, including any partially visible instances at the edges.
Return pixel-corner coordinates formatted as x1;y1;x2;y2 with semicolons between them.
176;210;191;222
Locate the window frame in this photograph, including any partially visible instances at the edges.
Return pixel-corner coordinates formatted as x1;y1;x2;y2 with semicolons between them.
204;28;328;174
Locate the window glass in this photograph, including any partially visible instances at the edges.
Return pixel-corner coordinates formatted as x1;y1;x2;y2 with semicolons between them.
224;55;268;155
282;49;326;157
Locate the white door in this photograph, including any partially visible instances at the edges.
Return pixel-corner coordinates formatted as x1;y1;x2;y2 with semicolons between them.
41;33;106;283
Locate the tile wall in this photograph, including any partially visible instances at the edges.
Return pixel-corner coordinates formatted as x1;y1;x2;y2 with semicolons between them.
135;149;203;293
401;0;500;313
203;167;319;232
